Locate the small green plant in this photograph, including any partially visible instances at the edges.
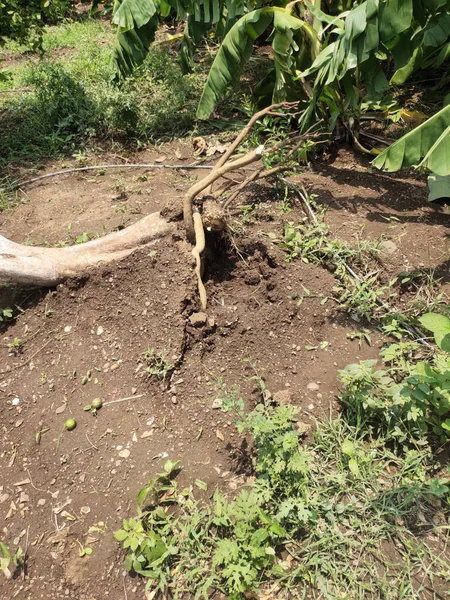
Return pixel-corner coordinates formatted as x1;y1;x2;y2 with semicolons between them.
75;232;95;245
347;328;372;348
333;274;389;321
76;541;93;558
7;337;22;354
339;311;450;443
143;348;172;380
0;307;13;322
0;542;24;579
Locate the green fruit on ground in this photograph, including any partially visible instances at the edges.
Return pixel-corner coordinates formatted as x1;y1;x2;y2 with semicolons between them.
65;418;77;431
91;398;103;410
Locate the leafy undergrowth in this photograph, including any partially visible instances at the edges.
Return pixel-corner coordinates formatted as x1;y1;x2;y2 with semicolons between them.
0;19;206;166
111;184;450;599
116;367;450;600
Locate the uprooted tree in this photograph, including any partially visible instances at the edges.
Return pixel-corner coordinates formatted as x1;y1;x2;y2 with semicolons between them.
1;0;450;306
0;102;326;309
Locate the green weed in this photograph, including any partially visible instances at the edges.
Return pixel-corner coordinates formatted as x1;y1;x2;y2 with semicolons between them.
116;384;450;599
0;307;13;322
333;273;390;321
143;348;172;380
0;25;206;165
0;541;24;580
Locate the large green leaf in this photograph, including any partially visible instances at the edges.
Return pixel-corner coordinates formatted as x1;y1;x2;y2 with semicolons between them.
112;0;157;32
428;174;450;201
270;11;318;102
372;103;450;175
379;0;413;41
112;16;160;80
110;0;160;80
197;8;274;119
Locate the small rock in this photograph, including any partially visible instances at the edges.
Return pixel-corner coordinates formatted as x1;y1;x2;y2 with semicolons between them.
273;390;292;405
15;419;24;428
244;270;260;285
171;396;178;405
64;326;72;333
307;382;320;392
308;403;314;410
19;492;29;504
37;498;46;507
132;432;138;443
118;449;130;459
55;405;66;414
189;312;207;327
263;389;272;402
80;506;91;515
12;397;20;406
0;493;10;504
212;398;223;409
96;326;104;336
207;317;215;328
110;363;120;371
140;431;153;439
295;421;312;435
131;387;137;395
380;240;397;256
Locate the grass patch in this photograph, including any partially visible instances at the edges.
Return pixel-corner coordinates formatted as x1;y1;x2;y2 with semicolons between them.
0;19;206;167
115;388;450;599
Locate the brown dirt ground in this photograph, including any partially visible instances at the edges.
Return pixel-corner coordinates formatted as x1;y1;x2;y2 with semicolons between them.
1;142;450;599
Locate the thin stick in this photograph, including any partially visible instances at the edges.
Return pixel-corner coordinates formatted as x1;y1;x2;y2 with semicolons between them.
0;340;51;375
103;394;144;407
85;433;99;451
123;575;128;600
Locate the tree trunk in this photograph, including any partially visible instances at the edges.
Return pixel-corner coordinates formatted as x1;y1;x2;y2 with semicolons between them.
0;212;173;286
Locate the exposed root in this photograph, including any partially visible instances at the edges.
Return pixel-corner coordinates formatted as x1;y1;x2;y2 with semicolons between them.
0;212;173;286
183;146;265;243
192;209;207;310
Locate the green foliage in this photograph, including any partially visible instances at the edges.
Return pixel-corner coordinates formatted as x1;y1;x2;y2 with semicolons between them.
340;318;450;443
333;274;389;321
0;541;23;580
115;388;450;598
143;347;172;380
109;0;263;80
0;0;70;48
419;311;450;351
372;103;450;176
269;220;356;265
0;307;13;322
0;22;205;164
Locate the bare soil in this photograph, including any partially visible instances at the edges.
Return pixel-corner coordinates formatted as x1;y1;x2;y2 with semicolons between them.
1;142;449;599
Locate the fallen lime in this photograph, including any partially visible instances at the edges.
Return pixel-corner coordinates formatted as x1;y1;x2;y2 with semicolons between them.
91;398;103;410
65;418;77;431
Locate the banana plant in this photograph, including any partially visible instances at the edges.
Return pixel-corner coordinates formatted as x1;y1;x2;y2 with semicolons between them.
108;0;263;79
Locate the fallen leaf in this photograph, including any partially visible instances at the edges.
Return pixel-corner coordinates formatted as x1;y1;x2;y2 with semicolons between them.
14;479;31;487
205;142;228;156
193;137;206;155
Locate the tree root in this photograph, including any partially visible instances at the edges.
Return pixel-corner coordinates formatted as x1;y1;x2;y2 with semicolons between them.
0;212;173;286
192;210;207;310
